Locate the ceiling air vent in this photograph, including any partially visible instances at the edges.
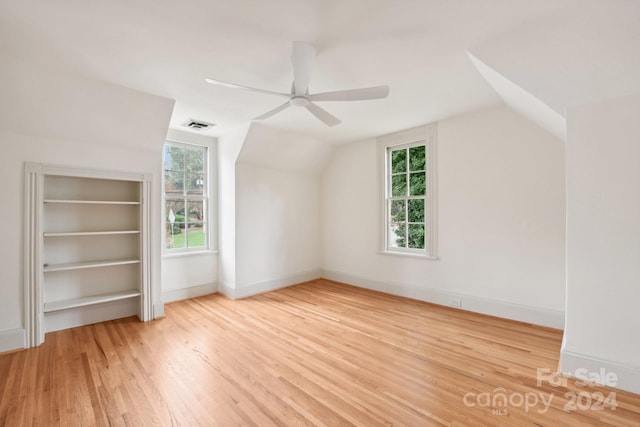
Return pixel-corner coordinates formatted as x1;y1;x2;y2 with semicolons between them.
181;118;215;131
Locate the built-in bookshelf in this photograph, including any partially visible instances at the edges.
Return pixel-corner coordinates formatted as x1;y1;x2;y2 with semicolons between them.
24;163;153;346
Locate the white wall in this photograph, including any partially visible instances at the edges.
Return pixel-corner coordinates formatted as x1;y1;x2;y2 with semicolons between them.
561;93;640;394
0;54;174;351
219;124;327;298
321;106;566;327
217;125;250;295
235;163;322;296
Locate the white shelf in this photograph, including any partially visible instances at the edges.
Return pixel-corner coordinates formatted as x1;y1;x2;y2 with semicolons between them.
44;199;140;205
43;230;140;237
43;258;140;273
44;289;141;313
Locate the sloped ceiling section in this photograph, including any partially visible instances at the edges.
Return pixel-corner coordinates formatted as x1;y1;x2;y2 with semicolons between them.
2;0;638;144
467;0;640;141
2;0;579;144
467;52;566;141
236;123;333;174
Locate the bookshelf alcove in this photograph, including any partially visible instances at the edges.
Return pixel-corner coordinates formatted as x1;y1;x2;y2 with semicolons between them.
24;163;153;347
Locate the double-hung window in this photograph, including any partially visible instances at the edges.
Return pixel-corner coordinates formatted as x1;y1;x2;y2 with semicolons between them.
378;125;437;258
164;142;209;251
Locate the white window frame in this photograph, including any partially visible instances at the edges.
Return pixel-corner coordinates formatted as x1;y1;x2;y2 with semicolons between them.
163;133;217;255
377;124;438;259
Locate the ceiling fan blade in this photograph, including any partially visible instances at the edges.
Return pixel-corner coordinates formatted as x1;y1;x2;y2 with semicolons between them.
205;78;290;98
308;85;390;102
305;102;341;127
291;41;316;96
253;101;291;121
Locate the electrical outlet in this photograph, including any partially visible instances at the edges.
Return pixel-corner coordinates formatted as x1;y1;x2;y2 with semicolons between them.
449;298;462;308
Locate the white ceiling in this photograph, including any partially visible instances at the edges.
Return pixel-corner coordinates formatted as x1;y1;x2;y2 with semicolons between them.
1;0;638;144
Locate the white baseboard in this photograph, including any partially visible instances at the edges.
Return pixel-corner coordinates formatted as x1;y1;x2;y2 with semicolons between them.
0;328;25;353
153;302;165;319
560;349;640;395
232;269;322;299
218;281;236;299
162;282;218;304
322;269;565;329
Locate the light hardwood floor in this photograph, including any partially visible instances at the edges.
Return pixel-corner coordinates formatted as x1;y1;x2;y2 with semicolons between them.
1;279;639;426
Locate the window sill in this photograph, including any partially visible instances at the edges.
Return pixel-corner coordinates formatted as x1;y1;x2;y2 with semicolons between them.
377;250;438;260
163;250;219;259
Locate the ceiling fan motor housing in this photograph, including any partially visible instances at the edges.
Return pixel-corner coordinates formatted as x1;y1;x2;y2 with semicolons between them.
290;96;309;107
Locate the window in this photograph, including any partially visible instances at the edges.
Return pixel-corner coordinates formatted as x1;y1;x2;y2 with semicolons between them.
164;142;209;251
378;125;437;258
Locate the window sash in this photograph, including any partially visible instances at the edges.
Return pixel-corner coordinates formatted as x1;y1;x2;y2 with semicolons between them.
385;140;430;254
378;130;436;258
164;142;209;252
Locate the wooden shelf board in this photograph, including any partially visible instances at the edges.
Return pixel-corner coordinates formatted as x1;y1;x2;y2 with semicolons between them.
43;230;140;237
43;258;140;272
44;289;141;313
44;199;140;205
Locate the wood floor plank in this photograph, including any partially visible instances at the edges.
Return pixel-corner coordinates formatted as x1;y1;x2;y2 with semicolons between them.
1;279;639;426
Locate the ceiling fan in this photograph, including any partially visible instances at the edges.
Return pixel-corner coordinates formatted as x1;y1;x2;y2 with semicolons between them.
205;41;390;127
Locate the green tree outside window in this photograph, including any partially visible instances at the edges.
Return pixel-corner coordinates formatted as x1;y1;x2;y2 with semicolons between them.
388;143;427;250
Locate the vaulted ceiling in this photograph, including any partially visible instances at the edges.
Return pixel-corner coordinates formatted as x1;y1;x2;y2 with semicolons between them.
1;0;638;143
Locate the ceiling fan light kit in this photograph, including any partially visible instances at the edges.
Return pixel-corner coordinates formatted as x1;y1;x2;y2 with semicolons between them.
206;41;390;127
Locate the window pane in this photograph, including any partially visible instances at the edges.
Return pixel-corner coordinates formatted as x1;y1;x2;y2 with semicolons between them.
407;224;425;249
389;222;406;248
166;200;185;249
391;175;407;197
186;200;205;248
390;200;405;222
186;147;205;173
407;198;424;222
409;145;426;171
164;145;185;171
166;200;185;221
187;201;204;226
186;173;205;195
166;223;186;249
165;171;184;195
409;172;426;196
391;149;407;173
186;224;206;248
